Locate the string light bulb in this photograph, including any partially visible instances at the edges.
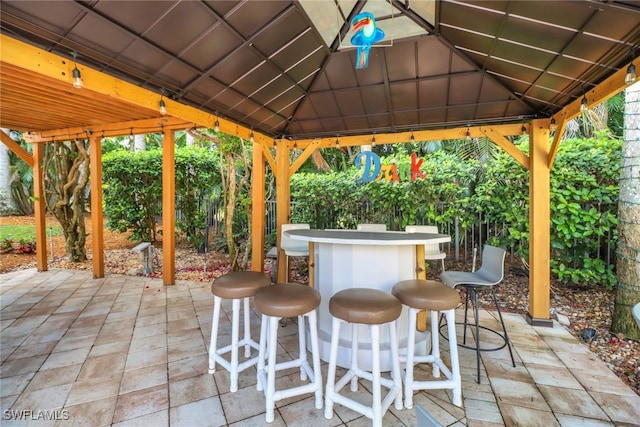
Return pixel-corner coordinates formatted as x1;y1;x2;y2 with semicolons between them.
550;117;557;131
465;128;471;141
625;63;636;85
580;95;588;112
371;135;376;147
214;113;220;132
71;51;83;89
249;130;255;143
410;132;415;142
335;137;339;147
521;125;527;135
159;91;167;115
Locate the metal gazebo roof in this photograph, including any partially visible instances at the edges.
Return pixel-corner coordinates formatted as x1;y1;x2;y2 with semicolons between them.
1;0;639;139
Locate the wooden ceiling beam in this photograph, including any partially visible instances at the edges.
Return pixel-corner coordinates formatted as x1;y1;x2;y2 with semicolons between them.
24;117;196;143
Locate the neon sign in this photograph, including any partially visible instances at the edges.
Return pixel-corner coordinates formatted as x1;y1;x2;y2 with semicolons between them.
355;152;426;183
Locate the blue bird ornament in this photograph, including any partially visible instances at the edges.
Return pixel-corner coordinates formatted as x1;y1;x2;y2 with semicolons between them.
350;12;384;69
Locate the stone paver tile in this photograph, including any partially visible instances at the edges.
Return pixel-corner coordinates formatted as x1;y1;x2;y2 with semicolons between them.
120;364;168;395
526;364;583;389
555;414;615;426
12;382;72;412
25;364;81;392
60;396;117;426
499;404;561;427
124;346;167;371
0;354;47;378
490;377;550;410
65;373;122;406
219;384;269;424
169;373;217;407
538;385;609;420
589;390;640;424
40;347;91;371
170;397;225;427
111;409;168;427
113;384;169;424
167;354;209;382
0;371;35;397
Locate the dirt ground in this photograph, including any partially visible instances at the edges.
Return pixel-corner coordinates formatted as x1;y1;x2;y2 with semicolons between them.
0;214;638;396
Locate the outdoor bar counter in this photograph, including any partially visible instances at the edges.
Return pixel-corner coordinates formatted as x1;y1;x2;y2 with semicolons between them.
284;228;451;371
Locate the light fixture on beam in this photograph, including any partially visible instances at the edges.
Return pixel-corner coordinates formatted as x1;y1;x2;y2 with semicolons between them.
249;129;255;143
580;94;588;112
465;128;471;141
371;134;376;147
159;89;167;115
625;63;636;85
71;51;83;89
521;125;527;135
550;117;557;131
214;113;220;132
335;137;339;148
410;131;415;142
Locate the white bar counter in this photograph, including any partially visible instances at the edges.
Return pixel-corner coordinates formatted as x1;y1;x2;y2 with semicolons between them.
284;229;451;371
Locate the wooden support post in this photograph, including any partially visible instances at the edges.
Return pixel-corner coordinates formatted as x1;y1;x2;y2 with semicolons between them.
89;135;105;278
527;119;553;326
415;244;428;331
275;141;290;284
32;142;47;271
251;143;266;273
162;131;176;285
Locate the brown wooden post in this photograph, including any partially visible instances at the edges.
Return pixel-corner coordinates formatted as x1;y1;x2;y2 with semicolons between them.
415;244;428;331
275;140;291;284
527;119;553;326
162;130;176;285
89;135;104;278
251;143;266;273
32;142;47;271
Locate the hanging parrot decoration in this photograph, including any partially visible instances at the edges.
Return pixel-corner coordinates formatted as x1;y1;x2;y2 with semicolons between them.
350;12;385;69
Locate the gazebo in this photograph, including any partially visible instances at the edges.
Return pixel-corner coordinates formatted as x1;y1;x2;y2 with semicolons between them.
1;0;638;327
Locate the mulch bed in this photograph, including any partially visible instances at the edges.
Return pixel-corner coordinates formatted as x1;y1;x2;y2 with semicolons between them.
0;215;638;396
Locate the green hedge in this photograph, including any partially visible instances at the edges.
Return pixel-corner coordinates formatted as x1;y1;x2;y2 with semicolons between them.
102;146;220;245
291;134;621;288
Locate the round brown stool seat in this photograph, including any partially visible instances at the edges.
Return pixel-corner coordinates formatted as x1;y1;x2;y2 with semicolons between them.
392;279;459;312
211;270;270;299
208;270;271;392
329;288;402;325
390;279;462;409
254;283;323;423
324;288;403;426
254;283;320;317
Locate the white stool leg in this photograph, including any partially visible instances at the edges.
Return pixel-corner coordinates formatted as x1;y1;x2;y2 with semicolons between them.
431;309;441;378
265;315;279;423
243;297;252;357
208;296;222;374
350;323;359;392
298;314;308;381
229;298;241;392
404;307;417;409
389;320;403;411
371;324;382;427
445;309;462;407
256;314;268;392
324;317;341;419
307;310;323;409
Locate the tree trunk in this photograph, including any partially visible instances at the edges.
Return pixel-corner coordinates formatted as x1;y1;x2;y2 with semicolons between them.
611;82;640;340
134;134;146;151
43;140;90;262
0;129;17;215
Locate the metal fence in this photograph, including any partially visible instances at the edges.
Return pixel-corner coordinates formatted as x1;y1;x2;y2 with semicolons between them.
194;198;615;267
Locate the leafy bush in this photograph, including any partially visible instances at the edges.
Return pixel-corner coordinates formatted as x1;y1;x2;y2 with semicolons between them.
103;147;220;247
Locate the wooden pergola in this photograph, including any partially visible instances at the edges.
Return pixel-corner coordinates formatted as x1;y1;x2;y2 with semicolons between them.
1;0;638;326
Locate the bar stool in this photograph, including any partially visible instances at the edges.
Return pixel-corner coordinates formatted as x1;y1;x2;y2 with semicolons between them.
254;283;323;423
324;288;403;427
208;271;271;392
392;279;462;409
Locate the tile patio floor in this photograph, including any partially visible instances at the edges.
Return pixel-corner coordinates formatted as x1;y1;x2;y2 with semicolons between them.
1;268;639;426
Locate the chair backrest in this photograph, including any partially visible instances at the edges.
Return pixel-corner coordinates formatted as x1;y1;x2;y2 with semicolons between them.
633;302;640;330
405;225;442;257
280;223;310;253
475;245;506;285
357;223;387;231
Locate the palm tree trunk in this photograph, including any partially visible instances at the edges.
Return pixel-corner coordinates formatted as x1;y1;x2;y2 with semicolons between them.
611;82;640;339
